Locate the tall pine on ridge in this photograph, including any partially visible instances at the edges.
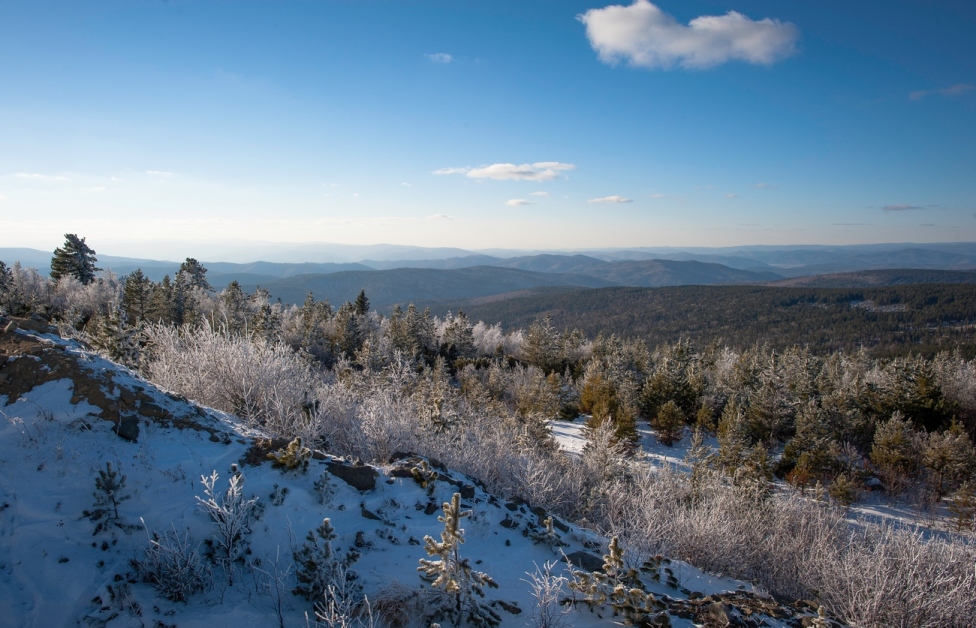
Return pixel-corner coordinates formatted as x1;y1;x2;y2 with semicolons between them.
50;233;100;285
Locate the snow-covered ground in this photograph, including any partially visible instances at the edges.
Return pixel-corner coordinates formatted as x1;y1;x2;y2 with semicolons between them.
1;328;794;627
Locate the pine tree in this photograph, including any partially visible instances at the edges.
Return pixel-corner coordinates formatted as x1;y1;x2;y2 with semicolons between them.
121;269;153;325
442;311;475;363
567;536;659;624
523;315;562;373
293;518;361;603
83;462;131;534
353;289;370;316
923;421;976;498
870;411;920;489
652;400;685;446
418;493;500;627
685;427;713;499
148;274;175;325
177;258;212;292
333;301;363;357
297;292;332;358
50;233;100;284
716;398;752;475
218;280;250;333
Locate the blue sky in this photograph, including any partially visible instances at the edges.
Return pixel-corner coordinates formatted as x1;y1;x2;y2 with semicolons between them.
1;0;974;258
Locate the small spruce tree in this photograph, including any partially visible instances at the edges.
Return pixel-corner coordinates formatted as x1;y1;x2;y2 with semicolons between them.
294;518;361;603
353;289;370;316
84;462;131;534
652;400;685;446
121;269;153;325
418;493;500;627
567;536;659;624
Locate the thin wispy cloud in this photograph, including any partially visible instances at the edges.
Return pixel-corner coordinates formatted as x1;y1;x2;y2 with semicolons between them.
432;166;471;176
145;170;174;177
530;191;549;197
753;182;773;189
505;198;532;206
726;193;738;198
427;213;453;220
883;204;924;211
425;53;453;64
434;162;575;182
588;195;632;204
578;0;799;70
401;182;411;187
909;83;975;101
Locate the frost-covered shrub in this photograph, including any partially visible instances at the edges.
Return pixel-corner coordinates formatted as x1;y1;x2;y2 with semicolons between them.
143;324;319;436
600;464;976;628
1;262;53;316
134;524;209;602
523;561;570;628
195;465;259;584
267;436;311;473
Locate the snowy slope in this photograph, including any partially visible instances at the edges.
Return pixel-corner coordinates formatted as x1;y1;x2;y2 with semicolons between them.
0;325;806;627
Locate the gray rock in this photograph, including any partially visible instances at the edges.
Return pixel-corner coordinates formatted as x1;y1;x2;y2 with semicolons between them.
564;551;603;573
361;507;381;521
115;415;140;442
326;460;378;491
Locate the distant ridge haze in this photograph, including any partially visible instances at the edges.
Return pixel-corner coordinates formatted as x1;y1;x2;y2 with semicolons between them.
5;242;976;311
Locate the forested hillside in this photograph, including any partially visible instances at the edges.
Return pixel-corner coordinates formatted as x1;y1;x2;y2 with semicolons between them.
4;241;976;626
448;284;976;358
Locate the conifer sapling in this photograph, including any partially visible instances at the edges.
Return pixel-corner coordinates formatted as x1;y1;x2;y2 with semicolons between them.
418;492;500;627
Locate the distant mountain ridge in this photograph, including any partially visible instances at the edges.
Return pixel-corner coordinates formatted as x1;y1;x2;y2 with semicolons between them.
4;243;976;310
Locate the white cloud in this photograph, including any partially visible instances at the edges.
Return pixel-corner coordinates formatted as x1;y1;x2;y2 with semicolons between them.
505;198;532;206
467;162;575;181
427;213;454;220
726;193;738;198
145;170;174;177
753;182;773;189
578;0;799;70
434;163;575;181
530;191;549;197
588;195;633;204
909;83;975;101
15;172;70;182
425;53;453;64
401;182;411;187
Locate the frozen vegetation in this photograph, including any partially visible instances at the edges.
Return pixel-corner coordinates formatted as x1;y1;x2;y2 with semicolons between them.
1;245;975;626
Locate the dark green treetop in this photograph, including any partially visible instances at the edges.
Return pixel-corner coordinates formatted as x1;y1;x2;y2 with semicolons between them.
50;233;100;284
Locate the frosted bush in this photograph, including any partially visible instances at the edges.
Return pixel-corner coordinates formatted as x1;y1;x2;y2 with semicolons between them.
144;324;318;434
134;522;210;602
